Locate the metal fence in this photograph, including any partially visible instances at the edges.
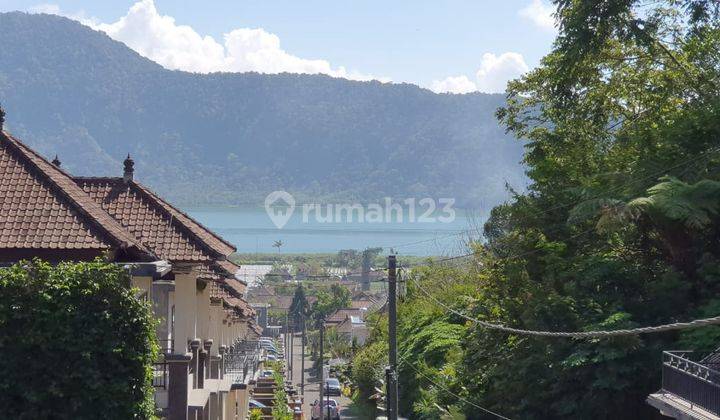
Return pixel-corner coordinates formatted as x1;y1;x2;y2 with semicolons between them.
153;362;168;389
662;351;720;416
157;339;174;355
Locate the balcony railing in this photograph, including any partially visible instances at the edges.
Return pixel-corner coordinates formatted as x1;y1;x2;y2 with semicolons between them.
662;350;720;416
153;362;168;389
157;338;174;355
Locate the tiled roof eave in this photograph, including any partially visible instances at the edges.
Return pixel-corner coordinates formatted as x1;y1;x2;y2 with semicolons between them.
129;182;236;257
0;132;155;261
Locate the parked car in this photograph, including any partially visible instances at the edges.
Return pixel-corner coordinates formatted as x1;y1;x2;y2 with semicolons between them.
260;343;277;353
311;398;339;420
325;378;342;396
249;399;267;408
259;370;274;378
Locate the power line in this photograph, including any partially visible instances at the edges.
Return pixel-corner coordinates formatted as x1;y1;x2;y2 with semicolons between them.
409;275;720;338
394;226;596;272
399;359;512;420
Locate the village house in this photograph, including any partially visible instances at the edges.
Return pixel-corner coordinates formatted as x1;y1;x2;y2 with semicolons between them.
335;314;368;346
324;307;367;328
0;130;261;420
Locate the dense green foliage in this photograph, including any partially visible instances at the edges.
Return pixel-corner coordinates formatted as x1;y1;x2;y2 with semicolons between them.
0;12;525;207
272;370;293;420
289;284;309;327
353;1;720;419
313;284;352;321
0;260;158;419
351;341;388;401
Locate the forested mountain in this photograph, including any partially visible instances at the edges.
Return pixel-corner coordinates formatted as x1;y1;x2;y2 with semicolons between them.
0;12;525;207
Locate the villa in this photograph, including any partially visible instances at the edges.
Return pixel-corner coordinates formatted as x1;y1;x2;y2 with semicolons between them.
0;130;262;420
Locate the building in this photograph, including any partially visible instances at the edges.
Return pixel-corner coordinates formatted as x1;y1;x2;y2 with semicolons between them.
335;315;368;346
324;307;367;328
647;350;720;419
0;130;261;420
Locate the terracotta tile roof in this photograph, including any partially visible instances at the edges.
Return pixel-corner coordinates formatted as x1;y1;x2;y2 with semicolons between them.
75;177;234;262
130;182;236;256
208;277;254;318
198;265;222;281
0;132;153;259
250;323;262;336
224;278;247;297
326;308;366;324
214;259;240;277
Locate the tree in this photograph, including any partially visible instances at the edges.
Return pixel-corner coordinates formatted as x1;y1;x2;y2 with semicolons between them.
289;284;309;329
351;341;388;401
0;259;158;419
0;103;5;130
375;1;720;418
273;240;284;253
312;284;352;322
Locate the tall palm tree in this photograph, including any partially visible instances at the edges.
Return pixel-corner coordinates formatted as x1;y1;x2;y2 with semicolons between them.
273;240;283;253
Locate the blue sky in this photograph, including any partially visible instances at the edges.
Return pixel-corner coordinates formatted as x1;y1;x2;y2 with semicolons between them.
0;0;557;93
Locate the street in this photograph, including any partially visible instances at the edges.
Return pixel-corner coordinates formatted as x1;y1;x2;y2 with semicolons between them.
290;332;357;419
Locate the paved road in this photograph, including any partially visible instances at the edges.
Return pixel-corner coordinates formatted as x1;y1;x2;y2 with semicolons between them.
289;332;356;419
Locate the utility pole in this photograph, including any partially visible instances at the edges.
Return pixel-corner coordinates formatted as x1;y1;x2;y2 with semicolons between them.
285;313;290;380
387;255;398;420
301;312;306;395
319;317;325;420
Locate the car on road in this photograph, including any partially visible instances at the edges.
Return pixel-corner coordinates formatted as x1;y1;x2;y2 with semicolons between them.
324;378;342;396
249;399;267;409
311;398;340;420
260;342;278;352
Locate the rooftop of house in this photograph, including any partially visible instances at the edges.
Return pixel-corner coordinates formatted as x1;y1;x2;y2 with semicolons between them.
75;176;235;263
0;131;152;261
326;307;366;324
0;131;237;265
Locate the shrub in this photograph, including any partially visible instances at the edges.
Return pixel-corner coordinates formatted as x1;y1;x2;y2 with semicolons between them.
271;371;292;420
351;341;387;401
0;259;158;419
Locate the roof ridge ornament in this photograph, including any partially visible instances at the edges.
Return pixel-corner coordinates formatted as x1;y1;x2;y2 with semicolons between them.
51;155;61;167
123;153;134;182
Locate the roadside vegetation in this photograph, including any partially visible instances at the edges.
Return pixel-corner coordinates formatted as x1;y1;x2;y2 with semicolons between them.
0;259;158;419
352;1;720;418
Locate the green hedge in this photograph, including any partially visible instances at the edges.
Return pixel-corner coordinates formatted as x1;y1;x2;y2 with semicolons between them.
0;259;158;419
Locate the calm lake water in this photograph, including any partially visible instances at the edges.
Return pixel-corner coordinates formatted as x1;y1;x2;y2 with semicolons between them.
184;205;484;256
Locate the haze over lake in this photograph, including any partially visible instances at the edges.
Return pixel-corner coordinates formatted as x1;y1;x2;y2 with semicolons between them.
184;206;482;256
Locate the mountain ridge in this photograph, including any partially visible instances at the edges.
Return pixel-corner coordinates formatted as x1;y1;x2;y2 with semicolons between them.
0;11;527;207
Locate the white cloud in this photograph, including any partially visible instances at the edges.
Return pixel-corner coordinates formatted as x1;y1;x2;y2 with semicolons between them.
475;52;529;93
28;0;386;82
519;0;556;32
430;52;529;94
430;75;477;94
27;3;61;14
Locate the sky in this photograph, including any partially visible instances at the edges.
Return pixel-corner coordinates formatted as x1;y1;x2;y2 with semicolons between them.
0;0;558;94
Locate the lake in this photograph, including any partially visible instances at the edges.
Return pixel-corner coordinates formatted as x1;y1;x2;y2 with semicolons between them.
184;205;484;256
